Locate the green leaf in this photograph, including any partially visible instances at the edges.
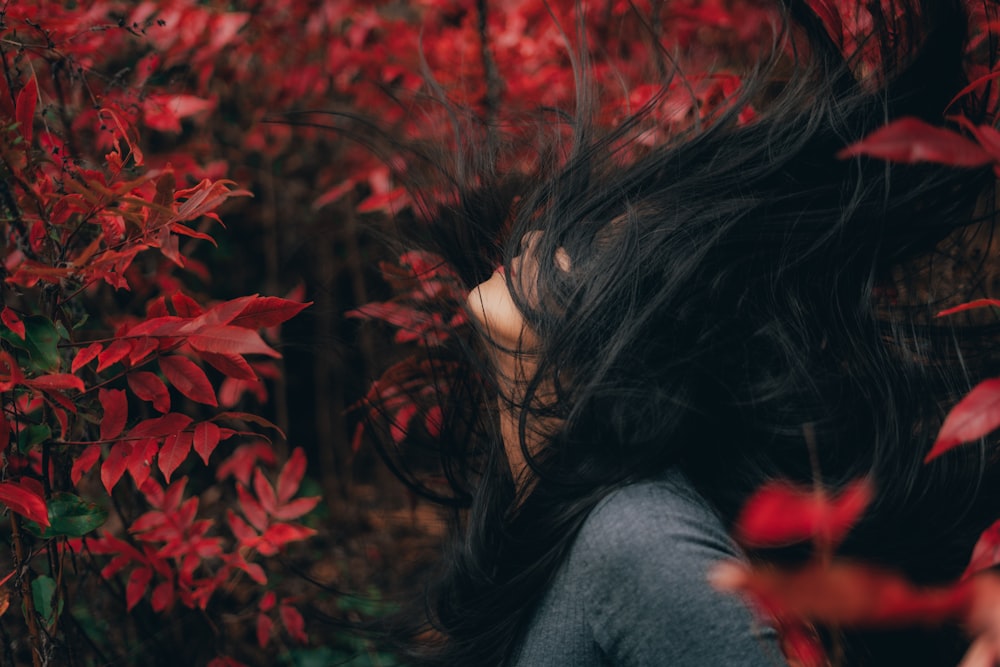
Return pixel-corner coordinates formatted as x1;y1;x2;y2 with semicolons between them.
17;424;51;453
0;316;61;372
24;492;107;538
28;575;62;630
53;320;70;340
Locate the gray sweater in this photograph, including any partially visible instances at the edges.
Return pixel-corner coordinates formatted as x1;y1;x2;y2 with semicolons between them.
512;469;786;665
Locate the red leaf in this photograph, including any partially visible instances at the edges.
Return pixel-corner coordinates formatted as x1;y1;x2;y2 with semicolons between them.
946;70;1000;113
734;478;871;548
97;339;132;372
967;520;1000;576
170;222;217;244
937;299;1000;318
837;117;993;167
256;612;273;648
143;94;215;132
127;372;171;413
216;442;276;486
804;0;844;50
927;378;1000;462
253;468;278;515
347;301;433;329
172;179;251;223
72;342;103;373
351;423;365;453
159;355;218;407
270;496;321;522
0;479;48;526
147;297;169;318
99;388;128;441
189;325;281;358
259;523;316;554
357;187;408;214
193;421;221;465
129;508;165;534
711;559;973;628
279;604;308;643
151;580;174;612
1;308;24;340
127;438;159;489
71;446;102;485
15;76;37;145
260;591;277;611
102;442;131;494
44;388;76;414
207;658;249;667
231;552;267;584
777;622;826;667
159;432;192;483
237;484;269;532
100;554;132;580
390;403;418;444
100;107;143;166
127;316;185;338
228;509;260;545
0;351;24;391
312;180;356;210
967;570;1000;640
129;413;193;439
50;406;68;438
128;337;159;366
160;476;187;512
188;296;255;330
214;412;285;439
964;121;1000;161
219;377;266;407
126;567;153;611
276;448;307;503
171;293;203;318
0;415;9;451
425;405;443;438
231;297;311;329
200;351;257;381
27;374;85;392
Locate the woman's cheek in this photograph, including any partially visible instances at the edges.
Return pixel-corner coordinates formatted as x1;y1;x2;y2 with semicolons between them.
467;272;530;348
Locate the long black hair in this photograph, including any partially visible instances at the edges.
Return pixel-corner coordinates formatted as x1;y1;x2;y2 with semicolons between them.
364;0;1000;664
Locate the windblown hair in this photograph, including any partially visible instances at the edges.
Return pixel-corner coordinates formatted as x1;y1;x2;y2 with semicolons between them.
370;0;1000;664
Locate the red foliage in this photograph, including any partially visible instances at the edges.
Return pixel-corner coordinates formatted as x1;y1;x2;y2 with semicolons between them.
927;379;1000;462
838;117;995;167
734;479;871;548
4;0;1000;663
0;2;321;661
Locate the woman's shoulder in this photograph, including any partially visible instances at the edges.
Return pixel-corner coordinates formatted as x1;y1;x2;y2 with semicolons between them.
561;468;784;666
574;467;736;565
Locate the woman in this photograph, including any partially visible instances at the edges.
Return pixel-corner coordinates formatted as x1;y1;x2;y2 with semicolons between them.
366;0;1000;664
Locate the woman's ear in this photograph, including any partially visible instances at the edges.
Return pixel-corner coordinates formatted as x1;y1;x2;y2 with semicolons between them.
555;247;571;272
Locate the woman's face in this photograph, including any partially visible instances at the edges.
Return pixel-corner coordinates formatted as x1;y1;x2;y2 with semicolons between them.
465;231;569;349
466;231;569;480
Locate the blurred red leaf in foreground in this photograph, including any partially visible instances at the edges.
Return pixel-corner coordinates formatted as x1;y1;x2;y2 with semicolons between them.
734;478;871;548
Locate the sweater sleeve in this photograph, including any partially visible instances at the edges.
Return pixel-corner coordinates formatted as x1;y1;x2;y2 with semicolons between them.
573;470;786;667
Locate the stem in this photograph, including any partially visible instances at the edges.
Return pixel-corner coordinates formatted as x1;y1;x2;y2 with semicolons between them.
650;0;667;79
802;422;845;666
261;161;289;458
0;40;19;113
10;515;44;667
476;0;503;127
